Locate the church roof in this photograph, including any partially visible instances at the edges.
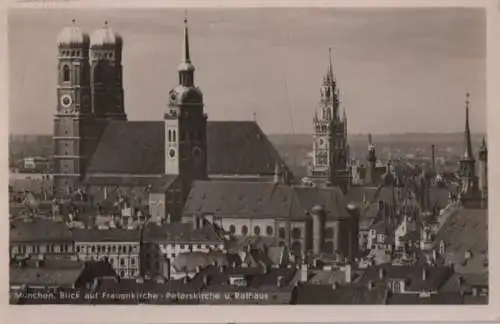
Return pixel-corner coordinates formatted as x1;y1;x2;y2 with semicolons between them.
86;120;290;177
182;181;350;220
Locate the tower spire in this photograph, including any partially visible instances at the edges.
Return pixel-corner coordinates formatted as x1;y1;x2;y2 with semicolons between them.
182;10;190;64
178;11;195;86
463;92;474;160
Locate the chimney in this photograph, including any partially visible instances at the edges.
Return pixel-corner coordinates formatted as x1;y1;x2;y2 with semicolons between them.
344;264;352;284
367;280;375;290
202;275;209;287
300;263;308;282
378;267;385;279
195;266;201;273
219;265;225;273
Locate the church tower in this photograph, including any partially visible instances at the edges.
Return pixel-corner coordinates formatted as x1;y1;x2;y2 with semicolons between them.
164;14;207;181
365;134;377;186
53;20;94;196
478;136;488;204
458;93;479;201
90;22;126;121
309;49;350;193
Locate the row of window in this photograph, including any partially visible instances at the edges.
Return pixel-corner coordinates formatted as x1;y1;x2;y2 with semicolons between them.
226;225;335;240
76;244;139;254
92;51;114;59
91;255;137;266
167;129;203;143
12;244;72;255
60;50;82;57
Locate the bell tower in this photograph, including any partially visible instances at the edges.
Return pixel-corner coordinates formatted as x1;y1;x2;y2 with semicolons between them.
164;14;207;182
458;93;479;201
53;20;94;197
309;49;350;193
90;21;126;121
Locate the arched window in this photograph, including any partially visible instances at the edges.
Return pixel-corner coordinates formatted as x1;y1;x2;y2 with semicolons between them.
241;225;248;236
63;65;70;82
172;130;176;142
325;227;334;239
229;225;236;234
292;228;302;239
168;130;172;142
324;241;334;254
266;226;274;236
278;227;286;239
254;226;261;236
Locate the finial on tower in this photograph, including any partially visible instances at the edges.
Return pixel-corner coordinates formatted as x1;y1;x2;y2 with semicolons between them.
182;10;191;64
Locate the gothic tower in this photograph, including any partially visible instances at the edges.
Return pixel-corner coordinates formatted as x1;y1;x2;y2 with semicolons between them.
90;22;126;121
365;133;377;186
164;14;207;182
478;136;488;203
53;20;94;196
309;49;350;193
458;93;479;201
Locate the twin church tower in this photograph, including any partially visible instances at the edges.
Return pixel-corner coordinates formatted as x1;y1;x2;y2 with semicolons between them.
53;17;206;196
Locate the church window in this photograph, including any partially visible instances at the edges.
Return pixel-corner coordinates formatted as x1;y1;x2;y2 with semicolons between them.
168;130;172;142
63;65;70;82
254;226;261;236
266;226;274;236
229;225;235;234
292;228;302;239
278;227;286;239
241;225;248;236
172;130;176;142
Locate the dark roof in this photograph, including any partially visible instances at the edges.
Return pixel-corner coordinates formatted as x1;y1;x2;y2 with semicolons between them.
292;283;388;304
10;218;73;243
83;175;177;190
441;273;489;292
10;257;85;287
142;223;223;244
172;250;230;273
434;208;487;274
359;264;453;292
388;292;465;305
86;120;291;177
70;228;141;242
182;181;350;220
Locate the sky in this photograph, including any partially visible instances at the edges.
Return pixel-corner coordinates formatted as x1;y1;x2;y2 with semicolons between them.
8;7;486;135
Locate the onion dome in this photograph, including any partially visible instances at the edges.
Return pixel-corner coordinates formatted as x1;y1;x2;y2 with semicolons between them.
90;21;122;48
168;85;203;105
56;19;90;47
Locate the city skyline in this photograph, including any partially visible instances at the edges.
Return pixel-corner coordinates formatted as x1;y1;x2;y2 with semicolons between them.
9;8;485;135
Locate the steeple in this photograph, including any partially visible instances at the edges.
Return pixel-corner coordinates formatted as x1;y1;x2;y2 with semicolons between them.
463;93;474;161
178;11;195;87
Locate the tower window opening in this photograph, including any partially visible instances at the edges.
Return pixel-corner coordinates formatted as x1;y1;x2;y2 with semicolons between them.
63;65;70;82
172;130;176;142
168;130;172;142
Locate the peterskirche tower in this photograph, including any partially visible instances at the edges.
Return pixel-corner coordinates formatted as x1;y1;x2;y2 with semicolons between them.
53;20;95;196
164;14;208;184
478;136;488;205
309;48;350;193
458;93;480;204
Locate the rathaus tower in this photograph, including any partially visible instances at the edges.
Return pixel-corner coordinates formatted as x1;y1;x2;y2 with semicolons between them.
309;49;350;193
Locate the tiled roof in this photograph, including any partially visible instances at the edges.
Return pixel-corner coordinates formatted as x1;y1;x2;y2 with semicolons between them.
10;267;83;287
172;250;230;273
434;208;487;274
441;273;489;292
70;228;141;242
86;121;292;177
388;292;465;305
10;218;73;243
292;283;389;304
183;181;350;220
142;223;223;244
359;264;453;292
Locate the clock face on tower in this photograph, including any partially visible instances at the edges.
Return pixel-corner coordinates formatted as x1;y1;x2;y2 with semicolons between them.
168;148;176;160
169;91;177;103
61;94;72;108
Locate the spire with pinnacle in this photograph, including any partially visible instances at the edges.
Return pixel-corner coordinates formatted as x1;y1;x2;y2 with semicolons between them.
463;92;474;161
178;11;195;86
